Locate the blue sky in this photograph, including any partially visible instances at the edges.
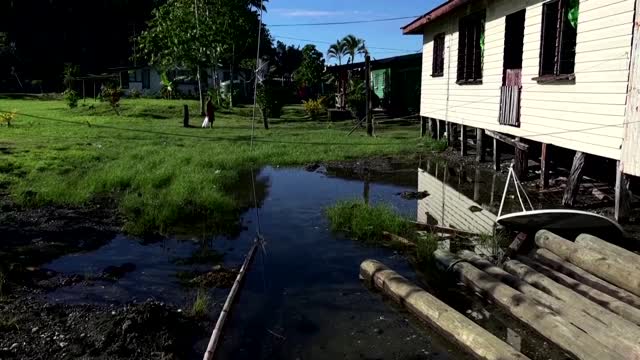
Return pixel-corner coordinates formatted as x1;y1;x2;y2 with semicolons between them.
263;0;441;64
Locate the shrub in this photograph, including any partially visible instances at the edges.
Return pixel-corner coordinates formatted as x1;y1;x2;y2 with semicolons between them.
101;85;124;114
416;234;439;264
208;88;229;109
257;83;290;120
302;97;326;120
0;110;16;127
326;200;414;243
63;89;79;109
129;88;142;99
190;289;210;318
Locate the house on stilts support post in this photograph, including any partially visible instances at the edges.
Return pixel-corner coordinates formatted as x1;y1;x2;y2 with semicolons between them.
404;0;640;222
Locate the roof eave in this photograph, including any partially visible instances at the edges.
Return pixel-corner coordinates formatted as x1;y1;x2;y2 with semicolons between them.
402;0;476;35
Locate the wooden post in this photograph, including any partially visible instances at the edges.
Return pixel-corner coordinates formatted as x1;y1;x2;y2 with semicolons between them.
435;250;626;360
360;260;531;360
615;160;631;222
493;138;500;171
460;125;467;156
620;1;640;177
429;118;436;138
536;230;640;297
514;138;528;180
476;128;485;162
436;119;441;140
82;80;86;102
474;168;481;202
447;122;453;144
365;55;373;136
562;151;585;207
540;143;550;189
420;117;427;137
183;104;189;128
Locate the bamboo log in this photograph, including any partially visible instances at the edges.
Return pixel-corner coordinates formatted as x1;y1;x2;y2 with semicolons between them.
517;255;640;326
382;232;415;247
434;250;624;360
359;259;530;360
532;248;640;309
458;251;640;358
535;230;640;297
575;234;640;271
203;240;259;360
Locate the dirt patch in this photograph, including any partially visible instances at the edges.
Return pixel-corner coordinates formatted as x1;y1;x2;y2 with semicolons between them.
177;266;238;288
0;295;205;360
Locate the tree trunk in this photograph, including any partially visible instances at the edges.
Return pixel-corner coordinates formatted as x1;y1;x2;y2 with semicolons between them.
360;259;530;360
516;255;640;326
262;108;269;130
197;65;205;116
536;230;640;297
562;151;585;207
457;250;640;358
531;247;640;309
434;250;625;360
229;45;235;108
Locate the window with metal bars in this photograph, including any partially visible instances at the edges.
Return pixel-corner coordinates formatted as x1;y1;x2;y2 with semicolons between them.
536;0;578;81
457;11;485;84
432;33;445;77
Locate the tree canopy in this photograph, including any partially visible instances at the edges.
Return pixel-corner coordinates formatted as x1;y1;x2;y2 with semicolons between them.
295;45;325;90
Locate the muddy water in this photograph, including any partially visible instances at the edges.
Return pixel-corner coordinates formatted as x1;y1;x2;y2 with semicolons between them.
43;162;571;360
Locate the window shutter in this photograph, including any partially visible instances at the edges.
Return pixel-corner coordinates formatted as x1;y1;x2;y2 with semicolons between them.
457;21;467;82
558;0;577;74
540;0;560;76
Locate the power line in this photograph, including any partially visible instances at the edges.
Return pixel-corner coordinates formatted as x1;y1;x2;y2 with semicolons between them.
268;15;420;27
272;34;419;53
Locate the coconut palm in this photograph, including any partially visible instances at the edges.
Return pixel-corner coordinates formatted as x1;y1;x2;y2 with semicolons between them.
342;35;368;63
327;40;347;65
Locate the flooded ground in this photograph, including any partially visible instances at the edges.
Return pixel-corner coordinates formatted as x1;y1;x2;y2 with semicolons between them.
3;157;591;359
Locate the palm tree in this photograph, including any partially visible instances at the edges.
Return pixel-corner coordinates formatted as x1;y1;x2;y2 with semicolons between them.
249;0;268;11
327;40;347;65
342;35;368;63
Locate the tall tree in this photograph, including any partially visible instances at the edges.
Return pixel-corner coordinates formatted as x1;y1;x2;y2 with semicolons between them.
295;44;325;97
342;35;368;64
327;40;347;66
273;41;303;79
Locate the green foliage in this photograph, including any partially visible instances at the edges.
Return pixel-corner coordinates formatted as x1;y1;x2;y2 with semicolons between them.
63;89;79;109
0;98;422;234
302;97;326;120
326;200;414;243
129;88;142;99
190;289;210;318
0;110;16;126
341;34;368;63
421;135;449;152
346;79;366;118
327;40;347;65
208;88;229;109
416;234;439;264
257;83;288;120
568;0;579;28
100;85;124;114
294;44;325;89
160;72;174;100
63;63;79;89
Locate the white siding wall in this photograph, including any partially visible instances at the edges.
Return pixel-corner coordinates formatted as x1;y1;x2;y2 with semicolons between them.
420;0;635;160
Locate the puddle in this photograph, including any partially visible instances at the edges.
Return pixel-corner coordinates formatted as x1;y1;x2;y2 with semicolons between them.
43;163;572;359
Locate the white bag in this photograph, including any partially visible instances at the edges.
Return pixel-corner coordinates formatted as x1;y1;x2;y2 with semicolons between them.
201;116;210;128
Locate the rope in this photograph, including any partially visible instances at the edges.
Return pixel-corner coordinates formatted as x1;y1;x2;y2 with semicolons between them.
497;165;512;218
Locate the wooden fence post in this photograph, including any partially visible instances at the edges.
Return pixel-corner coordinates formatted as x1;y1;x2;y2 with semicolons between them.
460;125;467;155
493;138;501;171
562;151;585;207
615;160;631;222
541;143;550;189
183;104;189;128
476;128;485;162
365;55;373;136
514;138;528;180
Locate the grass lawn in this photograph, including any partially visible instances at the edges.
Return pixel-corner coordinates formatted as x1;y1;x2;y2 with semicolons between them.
0;98;443;234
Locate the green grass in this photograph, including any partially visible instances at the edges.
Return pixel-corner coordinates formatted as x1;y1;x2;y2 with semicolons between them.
190;289;210;318
415;233;439;264
0;99;439;234
326;200;415;243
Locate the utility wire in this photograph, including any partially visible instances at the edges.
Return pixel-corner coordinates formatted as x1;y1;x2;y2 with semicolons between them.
268;15;420;27
272;34;419;53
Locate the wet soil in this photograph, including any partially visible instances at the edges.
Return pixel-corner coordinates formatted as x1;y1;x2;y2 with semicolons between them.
0;294;205;360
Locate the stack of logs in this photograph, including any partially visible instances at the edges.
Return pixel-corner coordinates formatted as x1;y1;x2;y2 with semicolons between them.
436;230;640;360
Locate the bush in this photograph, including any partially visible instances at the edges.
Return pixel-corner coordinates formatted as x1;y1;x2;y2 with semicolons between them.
256;84;287;119
63;89;79;109
101;85;124;114
326;200;414;243
129;88;142;99
302;97;326;120
0;110;16;127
